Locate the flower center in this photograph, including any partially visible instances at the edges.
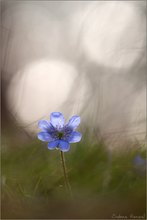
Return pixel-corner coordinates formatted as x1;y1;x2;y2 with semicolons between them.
58;132;64;139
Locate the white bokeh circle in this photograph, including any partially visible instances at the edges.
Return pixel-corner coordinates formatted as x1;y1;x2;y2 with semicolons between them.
80;2;145;69
7;60;78;127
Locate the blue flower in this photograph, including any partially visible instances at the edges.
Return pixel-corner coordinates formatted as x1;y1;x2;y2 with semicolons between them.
133;155;146;166
37;112;82;152
133;155;146;174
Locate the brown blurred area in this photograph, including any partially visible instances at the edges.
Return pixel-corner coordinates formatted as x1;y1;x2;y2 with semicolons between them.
2;194;146;219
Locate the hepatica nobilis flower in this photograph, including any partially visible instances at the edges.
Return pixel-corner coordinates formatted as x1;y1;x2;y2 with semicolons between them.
133;155;146;173
37;112;82;152
133;155;146;166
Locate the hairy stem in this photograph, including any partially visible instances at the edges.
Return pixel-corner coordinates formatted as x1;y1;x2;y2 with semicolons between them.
60;151;72;198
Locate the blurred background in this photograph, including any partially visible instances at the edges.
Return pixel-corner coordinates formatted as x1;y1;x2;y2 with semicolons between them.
1;1;146;219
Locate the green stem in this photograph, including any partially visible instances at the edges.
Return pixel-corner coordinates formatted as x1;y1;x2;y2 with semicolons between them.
60;151;72;198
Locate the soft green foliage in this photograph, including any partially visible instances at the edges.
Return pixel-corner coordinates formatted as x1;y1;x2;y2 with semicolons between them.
1;137;146;219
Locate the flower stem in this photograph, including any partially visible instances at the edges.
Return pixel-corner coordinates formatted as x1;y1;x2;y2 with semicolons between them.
60;151;72;198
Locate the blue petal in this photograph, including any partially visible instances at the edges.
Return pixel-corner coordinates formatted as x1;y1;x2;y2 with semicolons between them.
59;140;70;152
66;131;82;143
37;132;53;142
38;120;51;131
50;112;64;129
48;140;59;150
134;155;145;166
66;116;80;130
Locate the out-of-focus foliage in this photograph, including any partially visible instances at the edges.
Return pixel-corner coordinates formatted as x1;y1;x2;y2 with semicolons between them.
1;137;146;219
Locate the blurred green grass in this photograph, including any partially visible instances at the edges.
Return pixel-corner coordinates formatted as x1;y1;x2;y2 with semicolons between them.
1;136;146;219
